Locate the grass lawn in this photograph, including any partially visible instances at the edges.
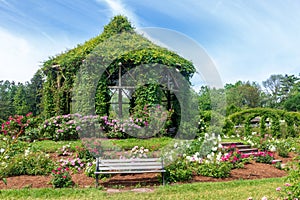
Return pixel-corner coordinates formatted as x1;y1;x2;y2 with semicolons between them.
29;136;245;154
0;178;284;200
29;137;173;153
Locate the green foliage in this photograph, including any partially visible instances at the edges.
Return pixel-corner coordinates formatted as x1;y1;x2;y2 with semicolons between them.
42;15;195;137
84;162;96;178
164;158;193;183
0;80;17;121
225;81;262;109
198;86;212;111
40;114;81;141
284;92;300;112
51;166;74;188
197;162;233;178
276;141;290;158
1;151;54;177
277;154;300;199
255;151;274;164
13;83;31;115
199;110;225;136
101;15;134;39
226;108;300;138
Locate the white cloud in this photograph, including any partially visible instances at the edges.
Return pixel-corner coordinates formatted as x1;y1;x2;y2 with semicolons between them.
0;28;76;83
0;29;37;82
97;0;140;27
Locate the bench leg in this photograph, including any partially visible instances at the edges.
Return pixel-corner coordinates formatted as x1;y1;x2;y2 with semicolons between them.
162;172;165;186
95;174;99;188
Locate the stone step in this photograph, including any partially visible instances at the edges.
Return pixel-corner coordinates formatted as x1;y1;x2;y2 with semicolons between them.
235;145;251;149
271;159;282;164
220;142;244;147
238;148;259;154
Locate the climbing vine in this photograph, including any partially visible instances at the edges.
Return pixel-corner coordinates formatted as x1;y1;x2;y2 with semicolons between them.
225;108;300;138
41;15;196;137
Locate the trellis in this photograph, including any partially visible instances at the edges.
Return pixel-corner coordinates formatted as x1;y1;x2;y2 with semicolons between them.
105;62;180;118
225;108;300;138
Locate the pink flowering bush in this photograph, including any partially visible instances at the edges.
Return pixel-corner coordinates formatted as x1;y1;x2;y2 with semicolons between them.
220;149;251;168
0;113;33;184
51;167;74;188
58;157;85;173
40;114;82;141
276;154;300;199
254;151;274;164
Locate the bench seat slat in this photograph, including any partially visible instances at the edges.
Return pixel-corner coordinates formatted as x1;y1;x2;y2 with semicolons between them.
99;162;162;167
100;158;161;163
95;170;166;174
99;165;163;171
95;157;166;186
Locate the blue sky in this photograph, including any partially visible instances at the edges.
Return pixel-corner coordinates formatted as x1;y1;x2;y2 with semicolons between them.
0;0;300;87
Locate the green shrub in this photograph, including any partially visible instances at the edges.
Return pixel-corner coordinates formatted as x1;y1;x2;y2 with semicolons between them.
1;151;54;177
40;114;81;141
84;162;96;178
197;162;233;178
84;162;111;180
277;142;289;158
255;151;274;164
51;167;74;188
277;155;300;199
164;158;193;183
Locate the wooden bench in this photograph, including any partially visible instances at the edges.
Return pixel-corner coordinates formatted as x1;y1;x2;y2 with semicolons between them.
95;157;166;186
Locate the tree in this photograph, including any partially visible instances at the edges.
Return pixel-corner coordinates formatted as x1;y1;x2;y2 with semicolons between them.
13;83;30;115
262;74;283;108
279;74;299;103
27;69;44;115
284;92;300;112
0;80;17;120
225;81;262;109
198;86;212;111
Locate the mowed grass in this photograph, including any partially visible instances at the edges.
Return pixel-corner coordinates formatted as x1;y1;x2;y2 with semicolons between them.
0;178;284;200
18;136;244;153
29;137;173;153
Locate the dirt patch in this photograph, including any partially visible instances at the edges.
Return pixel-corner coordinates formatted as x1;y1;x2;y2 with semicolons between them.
0;153;294;190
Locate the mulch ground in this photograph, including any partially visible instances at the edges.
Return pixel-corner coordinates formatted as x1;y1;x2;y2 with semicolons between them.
0;152;293;190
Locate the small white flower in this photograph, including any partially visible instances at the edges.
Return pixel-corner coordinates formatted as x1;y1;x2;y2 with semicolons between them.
25;149;30;156
186;156;191;161
207;154;212;160
3;137;7;141
269;145;276;152
216;152;222;162
0;148;5;153
174;143;178;148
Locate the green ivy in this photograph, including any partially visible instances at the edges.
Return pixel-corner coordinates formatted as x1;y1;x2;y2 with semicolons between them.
224;108;300;138
42;15;196;137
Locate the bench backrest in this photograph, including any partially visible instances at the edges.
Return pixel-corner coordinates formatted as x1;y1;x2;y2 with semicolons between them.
96;158;164;173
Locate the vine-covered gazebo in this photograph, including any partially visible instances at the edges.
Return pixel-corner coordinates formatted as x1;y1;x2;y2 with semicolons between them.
41;15;196;137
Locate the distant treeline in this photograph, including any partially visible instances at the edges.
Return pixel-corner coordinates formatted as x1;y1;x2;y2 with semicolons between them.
0;72;299;122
